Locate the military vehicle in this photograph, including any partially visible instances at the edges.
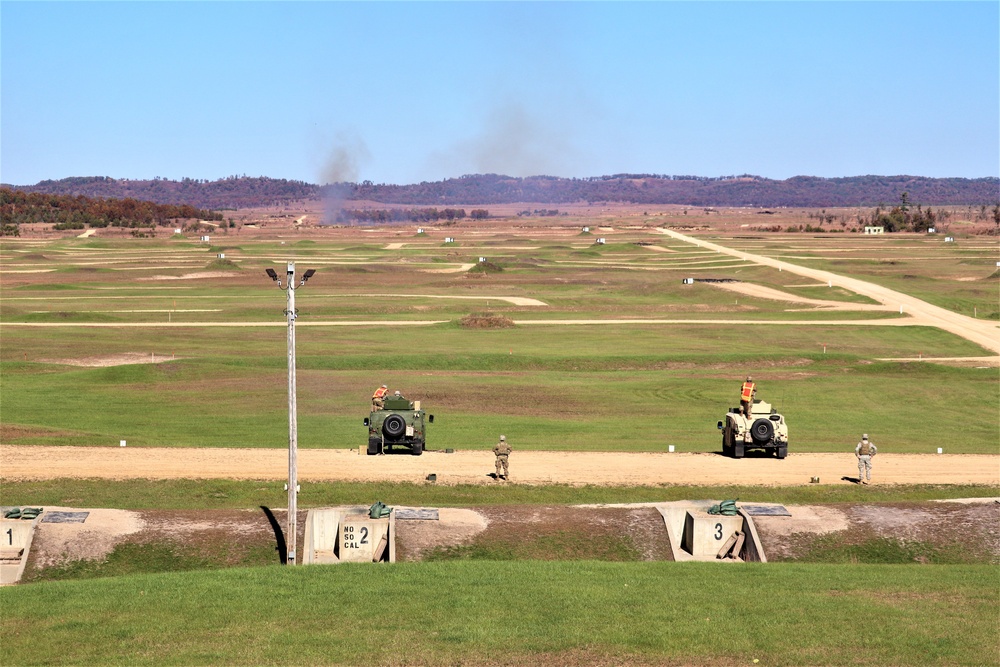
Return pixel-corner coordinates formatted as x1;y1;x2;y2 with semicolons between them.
364;394;434;455
717;400;788;459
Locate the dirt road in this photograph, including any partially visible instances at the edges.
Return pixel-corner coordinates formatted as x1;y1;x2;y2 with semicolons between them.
2;446;996;486
657;228;1000;355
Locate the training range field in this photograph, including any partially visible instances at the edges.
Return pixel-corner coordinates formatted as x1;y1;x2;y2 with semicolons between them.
2;219;997;459
2;217;999;667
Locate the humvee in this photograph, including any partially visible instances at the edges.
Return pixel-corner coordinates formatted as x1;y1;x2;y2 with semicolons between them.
364;394;434;455
717;400;788;459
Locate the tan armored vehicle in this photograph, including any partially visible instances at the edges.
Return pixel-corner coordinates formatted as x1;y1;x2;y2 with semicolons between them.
717;400;788;459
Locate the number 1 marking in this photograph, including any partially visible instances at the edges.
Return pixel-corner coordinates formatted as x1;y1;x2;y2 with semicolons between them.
6;528;12;545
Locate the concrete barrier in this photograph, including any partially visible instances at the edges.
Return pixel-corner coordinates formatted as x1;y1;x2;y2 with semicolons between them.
304;506;395;564
1;517;40;585
657;500;766;563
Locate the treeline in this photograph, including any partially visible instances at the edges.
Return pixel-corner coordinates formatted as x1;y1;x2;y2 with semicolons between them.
336;207;485;224
5;173;997;209
0;188;222;233
347;174;999;207
4;176;317;209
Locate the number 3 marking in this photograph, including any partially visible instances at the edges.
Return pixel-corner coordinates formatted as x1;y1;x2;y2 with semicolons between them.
714;523;723;540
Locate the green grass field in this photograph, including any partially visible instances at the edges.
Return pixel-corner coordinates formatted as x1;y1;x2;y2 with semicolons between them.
2;561;996;666
2;231;998;453
5;479;996;510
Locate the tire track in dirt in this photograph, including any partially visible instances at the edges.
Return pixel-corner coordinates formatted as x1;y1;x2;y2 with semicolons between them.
657;228;1000;355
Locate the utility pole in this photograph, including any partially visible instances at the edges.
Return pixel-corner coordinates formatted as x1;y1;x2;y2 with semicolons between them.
265;262;315;565
285;262;298;565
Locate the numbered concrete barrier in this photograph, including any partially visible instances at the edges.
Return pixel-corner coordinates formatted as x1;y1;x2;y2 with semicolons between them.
338;518;390;563
304;507;395;564
681;512;744;558
1;518;38;585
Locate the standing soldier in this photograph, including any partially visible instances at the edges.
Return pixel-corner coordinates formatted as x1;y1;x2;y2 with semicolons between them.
855;433;877;484
493;435;512;481
740;376;756;418
372;384;388;411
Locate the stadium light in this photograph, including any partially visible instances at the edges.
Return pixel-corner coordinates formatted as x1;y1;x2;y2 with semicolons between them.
264;262;316;566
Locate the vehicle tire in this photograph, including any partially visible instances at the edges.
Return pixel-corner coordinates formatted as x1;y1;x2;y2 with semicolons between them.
411;441;423;456
750;418;774;444
382;414;406;438
722;433;731;456
367;439;380;456
776;446;787;459
734;443;744;459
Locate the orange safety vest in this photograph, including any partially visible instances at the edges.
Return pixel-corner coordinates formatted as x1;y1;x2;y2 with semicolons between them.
372;387;388;400
740;382;755;402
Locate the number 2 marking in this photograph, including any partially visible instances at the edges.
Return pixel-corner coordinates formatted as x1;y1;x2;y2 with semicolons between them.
360;527;369;544
714;523;723;540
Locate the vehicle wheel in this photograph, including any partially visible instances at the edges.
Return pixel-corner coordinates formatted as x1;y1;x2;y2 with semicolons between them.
722;433;731;456
367;439;380;456
382;414;406;438
734;443;744;459
750;418;774;444
776;446;787;459
411;441;424;456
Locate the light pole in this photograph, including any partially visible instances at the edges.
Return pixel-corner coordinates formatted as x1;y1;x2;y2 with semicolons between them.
265;262;315;565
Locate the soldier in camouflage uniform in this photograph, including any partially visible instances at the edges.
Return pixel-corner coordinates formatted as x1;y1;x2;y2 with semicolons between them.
493;435;511;481
855;433;877;484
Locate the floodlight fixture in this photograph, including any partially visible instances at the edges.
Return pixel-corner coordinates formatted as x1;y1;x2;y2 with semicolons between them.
302;268;316;281
265;268;278;281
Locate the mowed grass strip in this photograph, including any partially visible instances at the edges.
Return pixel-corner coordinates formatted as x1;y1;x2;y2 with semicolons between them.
1;562;995;666
3;478;996;510
2;354;996;452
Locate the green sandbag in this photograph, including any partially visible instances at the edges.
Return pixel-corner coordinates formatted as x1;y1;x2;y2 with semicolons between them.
368;501;391;519
708;499;739;516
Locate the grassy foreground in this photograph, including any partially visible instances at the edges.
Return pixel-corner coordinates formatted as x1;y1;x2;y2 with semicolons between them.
2;562;995;666
3;478;997;510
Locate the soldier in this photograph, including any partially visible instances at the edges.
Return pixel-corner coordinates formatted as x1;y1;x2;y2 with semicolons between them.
372;384;387;411
493;435;512;481
855;433;877;484
739;376;756;418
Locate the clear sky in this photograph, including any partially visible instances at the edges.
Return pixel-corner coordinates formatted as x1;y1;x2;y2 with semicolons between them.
2;1;997;186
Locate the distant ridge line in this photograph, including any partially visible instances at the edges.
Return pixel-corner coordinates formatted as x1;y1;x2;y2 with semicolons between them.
4;173;997;210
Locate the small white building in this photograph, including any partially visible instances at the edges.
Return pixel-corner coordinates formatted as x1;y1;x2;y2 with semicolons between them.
595;238;606;245
863;226;884;235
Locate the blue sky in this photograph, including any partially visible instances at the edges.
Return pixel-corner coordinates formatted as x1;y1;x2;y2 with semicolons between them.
2;1;997;185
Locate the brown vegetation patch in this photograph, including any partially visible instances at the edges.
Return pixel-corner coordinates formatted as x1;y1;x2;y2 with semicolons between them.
460;312;515;329
758;501;1000;564
0;424;76;443
421;506;673;562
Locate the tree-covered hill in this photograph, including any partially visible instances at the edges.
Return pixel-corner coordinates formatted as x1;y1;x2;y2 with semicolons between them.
4;173;997;209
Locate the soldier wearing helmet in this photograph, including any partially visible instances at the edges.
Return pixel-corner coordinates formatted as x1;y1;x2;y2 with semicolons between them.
739;376;756;419
493;435;512;481
855;433;877;485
